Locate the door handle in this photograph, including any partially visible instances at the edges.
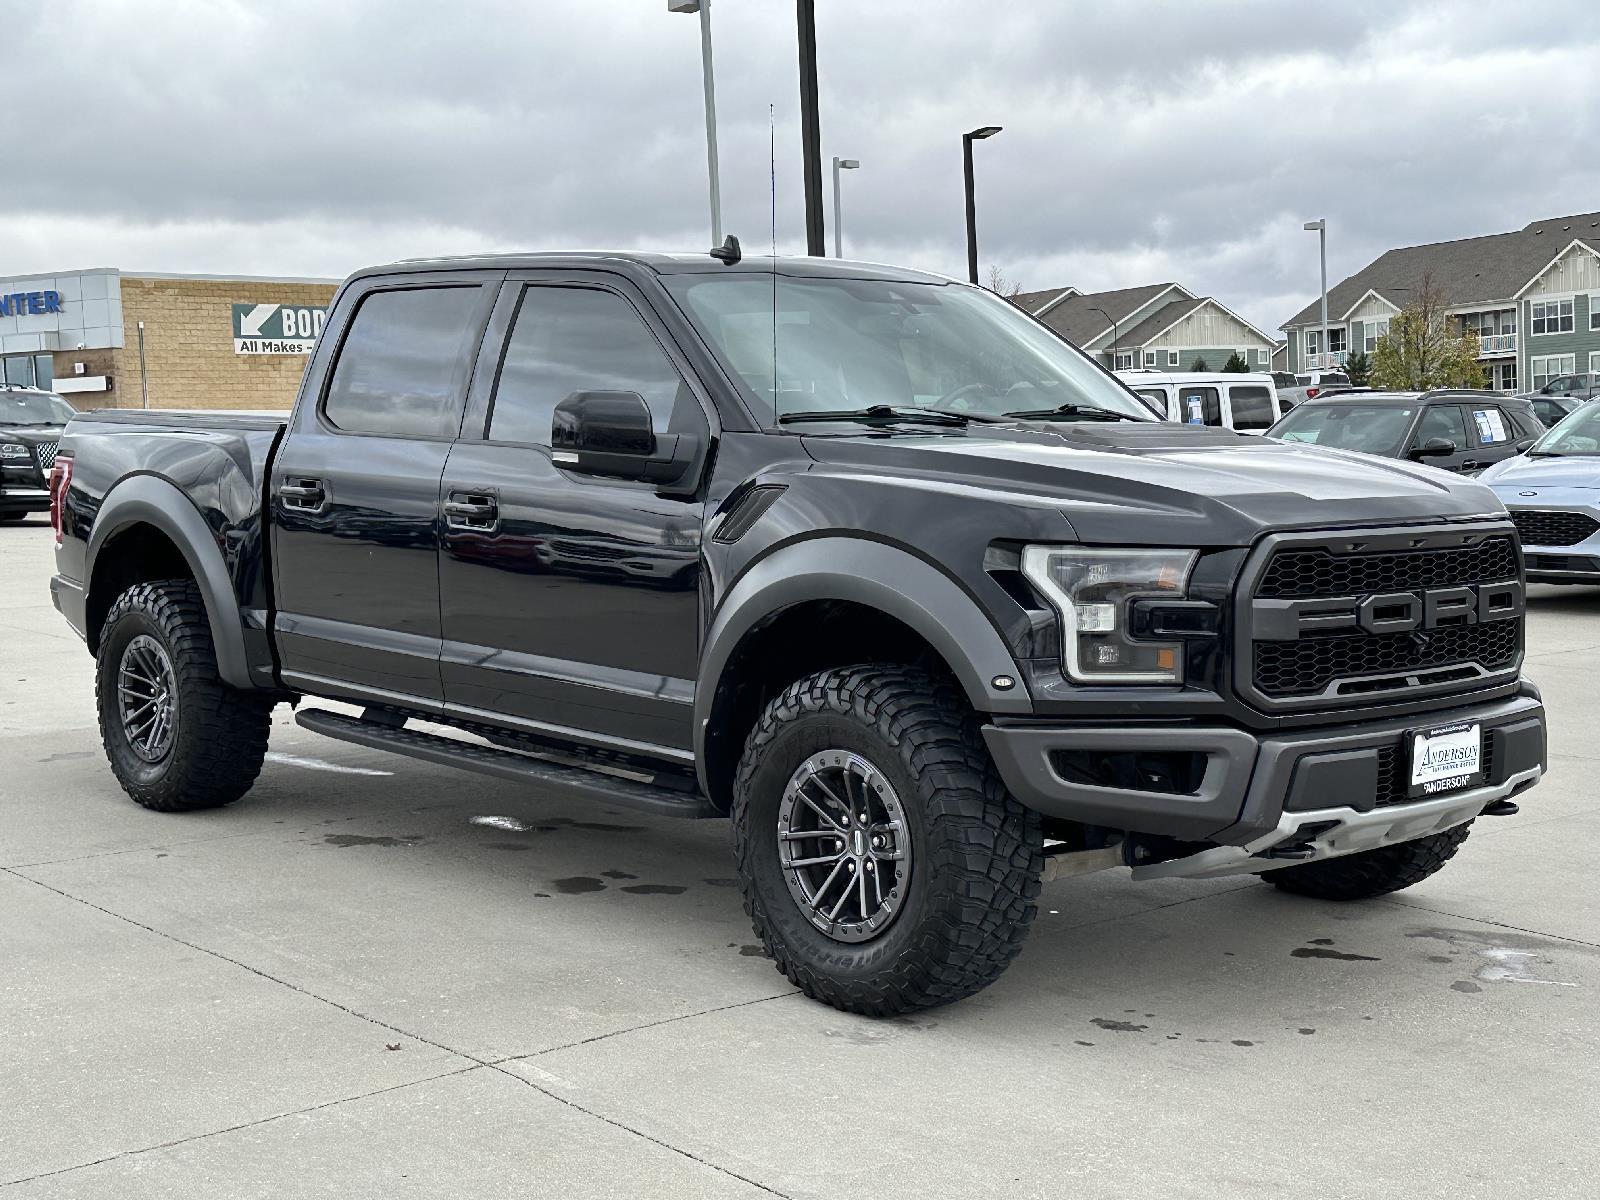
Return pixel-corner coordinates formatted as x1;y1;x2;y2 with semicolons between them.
444;492;498;531
280;478;326;510
1460;460;1483;471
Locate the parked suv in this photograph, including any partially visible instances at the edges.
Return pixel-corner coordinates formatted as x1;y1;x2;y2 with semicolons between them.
48;250;1547;1015
1;386;73;521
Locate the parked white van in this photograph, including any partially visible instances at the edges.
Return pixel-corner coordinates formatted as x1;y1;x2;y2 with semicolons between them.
1116;370;1286;432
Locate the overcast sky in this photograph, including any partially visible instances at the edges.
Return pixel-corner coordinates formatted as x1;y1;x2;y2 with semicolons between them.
5;0;1598;334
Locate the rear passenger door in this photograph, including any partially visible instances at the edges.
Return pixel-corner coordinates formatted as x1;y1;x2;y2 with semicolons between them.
1177;386;1222;426
270;272;501;707
1463;403;1522;472
1223;384;1277;432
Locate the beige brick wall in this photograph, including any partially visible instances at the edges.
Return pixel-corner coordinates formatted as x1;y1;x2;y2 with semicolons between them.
71;276;338;411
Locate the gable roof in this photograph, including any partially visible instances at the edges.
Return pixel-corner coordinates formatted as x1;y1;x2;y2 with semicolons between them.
1014;286;1077;315
1511;238;1600;299
1281;210;1600;330
1117;297;1208;346
1033;282;1188;345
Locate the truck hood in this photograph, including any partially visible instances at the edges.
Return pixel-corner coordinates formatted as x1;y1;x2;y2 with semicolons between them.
802;422;1506;545
1477;453;1600;491
0;423;64;443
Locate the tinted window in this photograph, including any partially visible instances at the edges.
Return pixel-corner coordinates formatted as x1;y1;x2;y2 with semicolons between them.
1270;404;1416;454
1227;385;1275;430
1177;386;1221;426
323;287;481;438
1132;388;1169;418
1416;405;1468;448
489;286;690;446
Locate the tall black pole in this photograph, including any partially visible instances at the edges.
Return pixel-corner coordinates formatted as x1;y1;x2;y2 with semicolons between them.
963;133;978;284
797;0;826;256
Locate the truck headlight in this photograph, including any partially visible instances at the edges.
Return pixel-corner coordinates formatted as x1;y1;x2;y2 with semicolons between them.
1021;546;1198;684
0;443;29;460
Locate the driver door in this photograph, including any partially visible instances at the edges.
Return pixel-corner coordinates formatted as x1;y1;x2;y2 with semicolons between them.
1409;404;1476;472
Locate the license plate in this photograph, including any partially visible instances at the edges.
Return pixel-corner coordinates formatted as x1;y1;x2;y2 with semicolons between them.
1408;722;1483;797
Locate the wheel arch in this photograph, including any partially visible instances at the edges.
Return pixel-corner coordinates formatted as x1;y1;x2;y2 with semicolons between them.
85;475;256;690
695;536;1030;811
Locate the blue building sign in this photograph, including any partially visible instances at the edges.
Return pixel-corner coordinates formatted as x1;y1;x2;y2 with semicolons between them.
0;290;62;317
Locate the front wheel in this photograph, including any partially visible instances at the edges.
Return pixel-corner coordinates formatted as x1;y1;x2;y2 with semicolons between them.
733;665;1043;1016
96;579;274;812
1268;824;1472;901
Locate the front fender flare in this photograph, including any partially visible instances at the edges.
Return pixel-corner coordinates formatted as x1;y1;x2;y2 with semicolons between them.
86;474;256;690
694;536;1031;788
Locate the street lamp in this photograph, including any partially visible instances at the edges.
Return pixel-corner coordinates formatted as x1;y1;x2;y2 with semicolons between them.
1303;218;1328;370
1090;305;1118;370
670;1;723;245
832;157;859;258
962;125;1002;285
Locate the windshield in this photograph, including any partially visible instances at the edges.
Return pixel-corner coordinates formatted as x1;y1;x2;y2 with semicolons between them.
662;272;1156;425
0;391;74;425
1530;398;1600;455
1269;403;1416;454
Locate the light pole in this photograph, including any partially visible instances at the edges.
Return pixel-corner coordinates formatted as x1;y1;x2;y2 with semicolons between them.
1303;218;1328;369
831;157;859;257
963;126;1002;284
670;1;722;245
797;0;826;256
1090;305;1118;370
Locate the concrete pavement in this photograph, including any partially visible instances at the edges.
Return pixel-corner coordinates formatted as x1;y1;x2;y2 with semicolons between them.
2;512;1596;1198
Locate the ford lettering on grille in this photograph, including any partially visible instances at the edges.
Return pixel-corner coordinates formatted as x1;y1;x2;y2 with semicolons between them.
1252;581;1524;642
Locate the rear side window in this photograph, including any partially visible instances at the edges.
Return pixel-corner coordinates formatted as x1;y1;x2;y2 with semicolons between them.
1469;406;1511;446
1177;386;1221;426
487;286;692;447
323;287;482;438
1227;385;1275;430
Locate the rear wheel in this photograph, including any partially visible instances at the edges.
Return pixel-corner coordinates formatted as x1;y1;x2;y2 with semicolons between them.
96;579;274;812
733;665;1043;1015
1268;824;1472;901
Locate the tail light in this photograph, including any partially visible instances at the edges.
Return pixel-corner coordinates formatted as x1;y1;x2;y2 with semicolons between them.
49;455;74;547
1305;387;1321;399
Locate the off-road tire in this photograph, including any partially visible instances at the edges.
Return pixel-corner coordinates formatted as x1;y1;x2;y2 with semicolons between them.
96;579;273;812
1268;823;1472;901
733;665;1043;1016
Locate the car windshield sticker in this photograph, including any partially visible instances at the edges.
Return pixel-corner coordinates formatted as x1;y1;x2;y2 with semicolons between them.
1473;408;1506;443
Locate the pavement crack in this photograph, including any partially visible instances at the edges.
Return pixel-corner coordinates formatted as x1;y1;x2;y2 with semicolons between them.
1379;895;1600;950
494;989;799;1064
0;1067;485;1189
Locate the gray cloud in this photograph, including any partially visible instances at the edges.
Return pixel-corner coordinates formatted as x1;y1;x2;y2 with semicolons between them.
5;0;1597;332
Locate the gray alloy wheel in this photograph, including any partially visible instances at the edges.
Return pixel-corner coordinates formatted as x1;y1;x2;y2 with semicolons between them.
777;748;913;943
117;633;178;762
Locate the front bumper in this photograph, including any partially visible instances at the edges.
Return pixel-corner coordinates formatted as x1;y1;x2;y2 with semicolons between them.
1501;496;1600;582
0;485;50;513
983;684;1546;875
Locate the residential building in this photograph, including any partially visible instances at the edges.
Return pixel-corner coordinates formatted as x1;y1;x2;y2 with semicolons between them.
1279;211;1600;393
1015;282;1277;373
0;267;338;409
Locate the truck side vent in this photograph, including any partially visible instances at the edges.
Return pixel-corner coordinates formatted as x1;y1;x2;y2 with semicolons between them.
712;485;785;544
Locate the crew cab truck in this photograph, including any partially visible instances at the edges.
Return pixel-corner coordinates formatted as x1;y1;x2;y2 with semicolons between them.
49;250;1547;1015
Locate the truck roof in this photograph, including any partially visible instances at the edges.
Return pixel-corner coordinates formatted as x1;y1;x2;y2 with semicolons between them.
362;251;956;285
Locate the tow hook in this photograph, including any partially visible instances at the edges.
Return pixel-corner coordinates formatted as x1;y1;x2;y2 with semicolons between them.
1481;799;1520;817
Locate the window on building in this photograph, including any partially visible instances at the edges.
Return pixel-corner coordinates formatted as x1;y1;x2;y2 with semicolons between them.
1590;351;1600;376
1255;348;1269;366
322;286;483;438
1305;330;1321;356
1114;352;1134;370
1591;295;1600;332
1363;318;1390;353
1143;349;1157;367
488;286;692;447
2;356;33;387
1531;298;1575;335
1167;349;1179;367
1531;355;1577;390
1327;328;1347;353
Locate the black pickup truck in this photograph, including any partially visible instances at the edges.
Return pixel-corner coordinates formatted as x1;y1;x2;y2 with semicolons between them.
49;249;1547;1015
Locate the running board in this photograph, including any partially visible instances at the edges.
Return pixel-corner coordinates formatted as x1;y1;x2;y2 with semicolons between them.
294;708;716;820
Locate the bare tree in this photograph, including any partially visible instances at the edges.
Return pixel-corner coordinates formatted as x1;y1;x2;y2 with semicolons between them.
986;265;1023;303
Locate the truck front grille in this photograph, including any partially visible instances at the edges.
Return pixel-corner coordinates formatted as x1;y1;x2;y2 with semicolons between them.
34;441;58;471
1509;508;1600;547
1241;528;1524;710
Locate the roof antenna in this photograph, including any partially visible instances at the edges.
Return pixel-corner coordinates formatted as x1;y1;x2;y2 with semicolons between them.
710;234;742;265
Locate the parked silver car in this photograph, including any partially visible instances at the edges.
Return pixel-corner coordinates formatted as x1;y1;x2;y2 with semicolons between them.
1480;398;1600;583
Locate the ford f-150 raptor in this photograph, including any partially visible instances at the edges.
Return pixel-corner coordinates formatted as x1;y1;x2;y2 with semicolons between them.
48;247;1547;1015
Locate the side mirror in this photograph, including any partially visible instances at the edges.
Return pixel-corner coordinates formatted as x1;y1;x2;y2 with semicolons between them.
1409;437;1456;460
551;390;699;487
1514;438;1536;454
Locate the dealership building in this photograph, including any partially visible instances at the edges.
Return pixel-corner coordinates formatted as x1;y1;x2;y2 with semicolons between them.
0;268;339;409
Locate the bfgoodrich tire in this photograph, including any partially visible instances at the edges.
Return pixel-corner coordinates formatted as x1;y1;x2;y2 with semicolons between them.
1268;824;1472;901
95;579;274;812
733;665;1043;1016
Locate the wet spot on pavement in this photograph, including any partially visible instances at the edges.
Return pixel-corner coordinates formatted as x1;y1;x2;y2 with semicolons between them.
1298;1027;1316;1035
484;842;534;851
1091;1018;1148;1033
621;884;686;895
1232;1040;1255;1047
739;944;766;957
1427;955;1453;964
543;817;646;834
38;751;91;763
1292;946;1379;961
703;878;739;888
323;834;422;848
601;870;638;880
1074;1040;1094;1047
1452;980;1483;993
551;876;607;894
1309;938;1335;945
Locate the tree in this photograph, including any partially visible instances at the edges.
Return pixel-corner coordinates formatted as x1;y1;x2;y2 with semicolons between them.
1221;351;1249;373
1190;356;1210;371
1343;350;1371;386
985;265;1023;304
1369;273;1487;390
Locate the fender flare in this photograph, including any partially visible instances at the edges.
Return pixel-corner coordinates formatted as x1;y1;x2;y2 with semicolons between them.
85;474;257;690
694;536;1031;787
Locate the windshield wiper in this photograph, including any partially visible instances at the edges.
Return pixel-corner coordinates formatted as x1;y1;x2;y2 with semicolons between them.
1526;450;1567;458
777;405;999;427
1000;403;1141;422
